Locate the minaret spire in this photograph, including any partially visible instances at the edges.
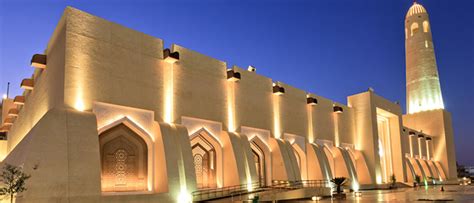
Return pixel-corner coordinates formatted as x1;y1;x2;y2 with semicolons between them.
405;2;445;114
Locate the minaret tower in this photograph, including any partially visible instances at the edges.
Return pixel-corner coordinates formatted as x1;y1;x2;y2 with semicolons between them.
405;1;444;114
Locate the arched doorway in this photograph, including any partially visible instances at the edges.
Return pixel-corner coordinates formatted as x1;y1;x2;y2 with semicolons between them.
191;129;219;189
251;141;266;186
99;123;148;192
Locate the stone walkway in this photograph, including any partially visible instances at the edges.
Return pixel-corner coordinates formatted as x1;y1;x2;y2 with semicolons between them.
286;185;474;202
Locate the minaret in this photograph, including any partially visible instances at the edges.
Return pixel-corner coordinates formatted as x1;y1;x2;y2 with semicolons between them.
405;1;444;114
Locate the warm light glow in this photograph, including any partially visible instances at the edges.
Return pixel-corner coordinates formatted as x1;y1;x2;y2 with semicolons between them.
408;97;444;114
307;104;314;143
226;82;236;132
376;114;394;184
272;94;281;139
247;181;253;192
178;189;192;203
426;139;431;160
376;175;382;184
311;196;322;201
98;115;155;142
75;99;85;112
333;112;340;147
164;63;174;123
352;182;360;192
418;137;424;158
2;94;6;100
378;139;384;157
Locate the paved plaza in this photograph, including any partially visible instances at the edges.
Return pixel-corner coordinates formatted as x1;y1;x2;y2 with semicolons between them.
294;185;474;202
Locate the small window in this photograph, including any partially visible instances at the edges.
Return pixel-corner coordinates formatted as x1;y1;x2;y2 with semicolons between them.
423;21;430;33
411;23;419;36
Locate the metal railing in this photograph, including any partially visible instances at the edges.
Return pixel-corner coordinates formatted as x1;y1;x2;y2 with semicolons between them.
192;180;330;202
192;181;263;201
271;179;330;190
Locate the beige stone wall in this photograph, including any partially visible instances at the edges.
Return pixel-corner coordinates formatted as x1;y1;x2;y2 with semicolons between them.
1;99;14;124
6;13;66;151
0;6;459;202
57;7;358;148
2;108;101;203
402;110;457;180
348;91;406;184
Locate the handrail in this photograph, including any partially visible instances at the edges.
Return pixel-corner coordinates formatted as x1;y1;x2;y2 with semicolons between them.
271;179;330;189
192;181;262;201
192;179;330;201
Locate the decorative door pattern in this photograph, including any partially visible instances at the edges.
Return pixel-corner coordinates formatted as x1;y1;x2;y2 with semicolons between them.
99;124;148;192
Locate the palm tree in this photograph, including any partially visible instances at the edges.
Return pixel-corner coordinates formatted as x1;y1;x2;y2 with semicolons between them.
330;177;347;194
390;174;397;189
414;175;421;187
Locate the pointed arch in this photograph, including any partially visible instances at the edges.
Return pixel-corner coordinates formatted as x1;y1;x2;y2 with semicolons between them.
250;135;272;186
292;143;307;180
423;21;430;33
190;128;222;189
98;120;154;193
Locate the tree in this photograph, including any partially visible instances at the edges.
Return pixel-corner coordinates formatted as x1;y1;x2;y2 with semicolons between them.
0;164;31;203
390;174;397;189
414;175;421;187
330;177;347;194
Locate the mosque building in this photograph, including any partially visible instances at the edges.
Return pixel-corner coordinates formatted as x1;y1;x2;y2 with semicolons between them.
0;2;457;202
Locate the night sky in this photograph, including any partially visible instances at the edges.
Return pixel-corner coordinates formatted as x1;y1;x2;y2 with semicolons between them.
1;0;473;165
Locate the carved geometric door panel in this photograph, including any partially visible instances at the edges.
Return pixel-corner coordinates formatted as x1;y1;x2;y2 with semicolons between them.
191;133;216;190
251;142;266;186
99;124;148;192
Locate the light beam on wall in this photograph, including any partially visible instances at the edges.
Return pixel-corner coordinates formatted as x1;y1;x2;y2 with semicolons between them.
178;189;192;203
307;95;314;143
333;110;340;147
226;81;236;132
164;63;174;123
272;94;281;139
75;90;85;111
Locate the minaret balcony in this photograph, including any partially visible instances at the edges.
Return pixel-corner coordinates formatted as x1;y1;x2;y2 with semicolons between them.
163;49;179;64
30;54;47;69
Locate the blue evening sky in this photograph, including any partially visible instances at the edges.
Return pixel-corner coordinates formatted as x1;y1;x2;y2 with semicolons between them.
1;0;473;164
